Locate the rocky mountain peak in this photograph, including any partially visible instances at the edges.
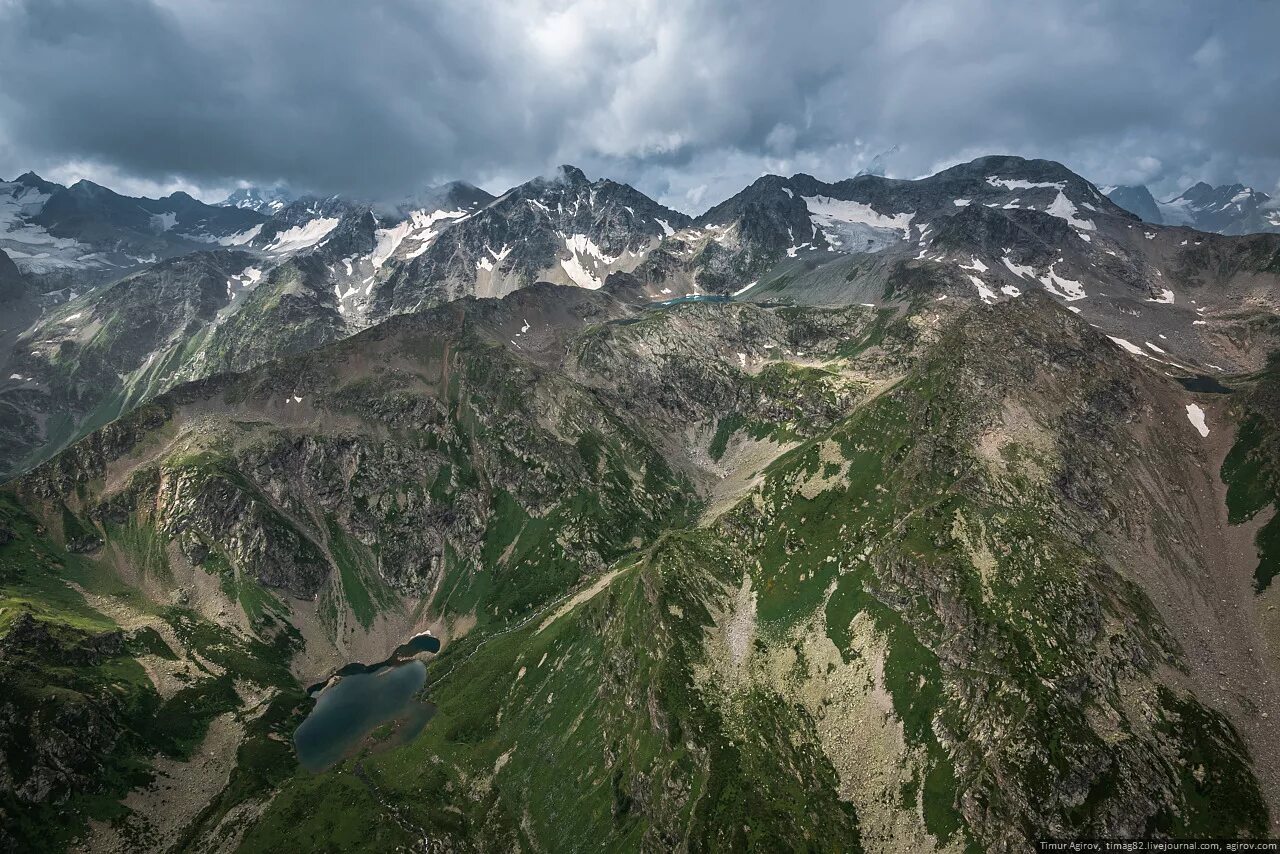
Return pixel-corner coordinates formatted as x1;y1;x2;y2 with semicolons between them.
65;178;115;199
433;180;495;209
11;171;62;194
378;181;495;220
1104;184;1162;224
1174;181;1221;203
551;164;590;186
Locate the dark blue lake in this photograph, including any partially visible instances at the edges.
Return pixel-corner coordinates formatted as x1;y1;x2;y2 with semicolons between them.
294;658;433;771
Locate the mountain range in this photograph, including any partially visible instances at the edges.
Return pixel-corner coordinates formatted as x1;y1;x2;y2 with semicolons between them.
1105;181;1280;235
0;173;266;287
2;154;1280;852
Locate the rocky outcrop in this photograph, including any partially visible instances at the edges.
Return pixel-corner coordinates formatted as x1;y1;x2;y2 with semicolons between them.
0;249;26;303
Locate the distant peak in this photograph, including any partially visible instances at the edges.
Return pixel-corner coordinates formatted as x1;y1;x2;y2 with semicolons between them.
69;178;109;194
738;174;792;193
8;171;63;195
552;164;589;185
433;180;492;200
375;180;495;217
218;184;295;213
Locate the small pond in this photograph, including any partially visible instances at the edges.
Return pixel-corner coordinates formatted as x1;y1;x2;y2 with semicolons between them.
1176;374;1233;394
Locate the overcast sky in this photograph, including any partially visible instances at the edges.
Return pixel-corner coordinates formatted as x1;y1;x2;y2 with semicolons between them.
1;0;1277;213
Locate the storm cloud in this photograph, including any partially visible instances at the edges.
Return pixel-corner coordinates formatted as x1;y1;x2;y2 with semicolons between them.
0;0;1277;211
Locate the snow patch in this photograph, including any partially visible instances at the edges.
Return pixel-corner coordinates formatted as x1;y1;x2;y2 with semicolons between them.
218;223;263;246
380;208;468;265
1040;265;1086;300
1107;336;1145;356
1001;251;1037;279
1185;404;1209;437
558;234;617;290
371;221;413;268
803;195;914;235
1001;251;1086;301
561;253;602;289
565;234;616;265
986;176;1066;191
967;275;997;303
265;217;340;253
1045;191;1095;231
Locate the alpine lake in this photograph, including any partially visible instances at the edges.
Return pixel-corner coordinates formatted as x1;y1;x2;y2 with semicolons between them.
293;633;441;771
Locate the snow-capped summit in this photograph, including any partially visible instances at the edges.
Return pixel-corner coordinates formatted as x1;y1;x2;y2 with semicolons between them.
218;185;295;215
365;165;692;314
1157;183;1277;234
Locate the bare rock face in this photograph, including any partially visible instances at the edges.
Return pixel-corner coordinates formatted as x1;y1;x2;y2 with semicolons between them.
0;249;25;303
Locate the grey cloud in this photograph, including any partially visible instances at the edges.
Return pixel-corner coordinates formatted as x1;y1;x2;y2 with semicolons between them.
0;0;1277;212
